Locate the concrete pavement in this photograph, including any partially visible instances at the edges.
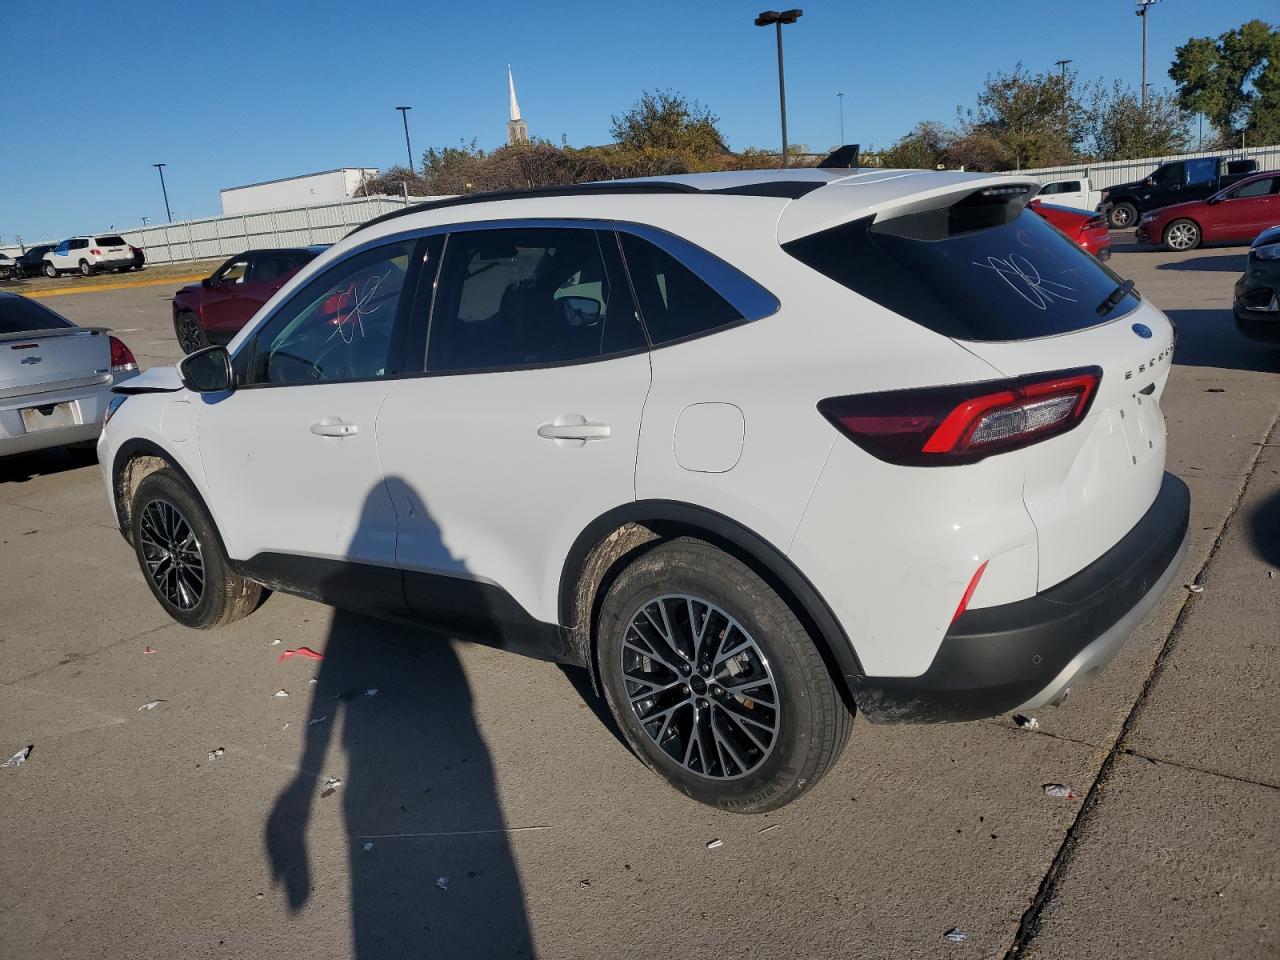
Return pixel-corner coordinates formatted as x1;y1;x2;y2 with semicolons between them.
1;239;1276;959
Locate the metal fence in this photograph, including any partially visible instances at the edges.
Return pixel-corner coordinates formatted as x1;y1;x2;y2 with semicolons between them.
1014;144;1280;189
111;195;444;266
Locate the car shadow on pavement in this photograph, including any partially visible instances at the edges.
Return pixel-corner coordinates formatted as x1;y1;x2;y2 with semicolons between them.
1157;253;1249;273
1165;309;1280;374
0;446;95;484
264;484;535;959
1247;490;1280;569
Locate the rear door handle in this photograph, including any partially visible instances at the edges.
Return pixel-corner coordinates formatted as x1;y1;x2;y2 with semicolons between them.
310;419;359;438
537;415;611;442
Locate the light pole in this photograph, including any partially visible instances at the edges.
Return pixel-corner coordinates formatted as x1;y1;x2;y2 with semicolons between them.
1055;59;1072;131
141;216;149;227
755;9;803;167
1135;0;1160;112
396;106;414;172
837;91;845;144
153;163;172;223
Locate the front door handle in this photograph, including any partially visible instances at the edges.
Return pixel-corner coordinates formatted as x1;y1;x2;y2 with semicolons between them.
310;419;359;438
537;415;611;443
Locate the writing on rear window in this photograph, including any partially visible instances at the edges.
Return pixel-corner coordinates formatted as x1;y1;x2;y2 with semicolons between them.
972;253;1077;310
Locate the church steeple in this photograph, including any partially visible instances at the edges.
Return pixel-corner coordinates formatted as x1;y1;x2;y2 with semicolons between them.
507;65;529;145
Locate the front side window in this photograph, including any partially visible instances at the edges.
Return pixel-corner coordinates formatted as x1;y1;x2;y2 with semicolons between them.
426;227;643;373
1228;177;1274;200
247;240;416;385
619;233;744;345
213;257;249;285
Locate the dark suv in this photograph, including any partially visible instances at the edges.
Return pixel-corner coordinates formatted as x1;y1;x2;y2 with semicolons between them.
172;247;324;353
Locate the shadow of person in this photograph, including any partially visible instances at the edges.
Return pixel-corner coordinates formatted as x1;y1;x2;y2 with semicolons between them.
265;483;535;959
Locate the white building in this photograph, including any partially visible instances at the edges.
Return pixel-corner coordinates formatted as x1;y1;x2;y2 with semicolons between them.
219;168;380;215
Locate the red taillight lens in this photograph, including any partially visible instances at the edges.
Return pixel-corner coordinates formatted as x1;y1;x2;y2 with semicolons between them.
1084;216;1106;231
91;248;102;256
109;335;137;373
819;367;1101;466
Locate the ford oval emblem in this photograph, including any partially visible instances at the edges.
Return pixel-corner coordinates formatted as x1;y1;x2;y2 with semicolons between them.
1132;322;1153;339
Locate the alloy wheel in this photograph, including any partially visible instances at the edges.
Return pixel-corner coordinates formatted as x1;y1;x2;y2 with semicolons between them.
621;594;779;780
138;499;205;610
1166;222;1198;251
176;315;204;354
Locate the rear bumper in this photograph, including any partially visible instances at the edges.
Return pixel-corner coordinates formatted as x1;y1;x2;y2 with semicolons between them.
0;372;137;457
851;472;1190;723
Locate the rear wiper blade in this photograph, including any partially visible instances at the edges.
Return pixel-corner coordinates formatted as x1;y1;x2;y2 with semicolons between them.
1096;279;1136;316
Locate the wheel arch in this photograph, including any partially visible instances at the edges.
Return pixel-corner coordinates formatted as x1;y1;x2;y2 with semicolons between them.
1163;216;1202;248
111;438;226;557
558;500;865;701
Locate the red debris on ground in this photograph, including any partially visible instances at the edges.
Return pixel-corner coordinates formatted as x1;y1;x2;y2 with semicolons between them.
276;646;324;664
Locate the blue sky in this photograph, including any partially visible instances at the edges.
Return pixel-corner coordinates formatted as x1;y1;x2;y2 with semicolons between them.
1;0;1273;242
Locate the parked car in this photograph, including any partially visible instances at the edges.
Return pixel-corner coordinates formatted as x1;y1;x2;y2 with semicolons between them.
1233;224;1280;343
1;292;138;458
1134;171;1280;251
13;244;57;278
1102;156;1259;228
1035;176;1103;213
0;253;15;281
100;170;1188;811
43;235;137;277
172;247;324;353
1029;199;1112;260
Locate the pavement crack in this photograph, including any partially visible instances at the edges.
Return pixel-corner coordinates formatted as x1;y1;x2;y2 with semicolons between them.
1003;408;1280;959
1119;748;1280;792
1;620;172;688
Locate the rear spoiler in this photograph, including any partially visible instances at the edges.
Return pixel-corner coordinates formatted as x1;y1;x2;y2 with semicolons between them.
0;326;107;343
817;144;860;169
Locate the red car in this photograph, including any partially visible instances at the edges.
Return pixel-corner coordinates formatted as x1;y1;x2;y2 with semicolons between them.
1029;199;1112;261
1135;170;1280;252
172;246;324;353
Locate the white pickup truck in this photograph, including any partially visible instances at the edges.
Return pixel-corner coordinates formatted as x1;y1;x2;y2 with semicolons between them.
1034;176;1104;213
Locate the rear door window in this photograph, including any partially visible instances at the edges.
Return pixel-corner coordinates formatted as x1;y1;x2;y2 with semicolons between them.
1229;177;1274;199
250;251;311;283
783;193;1138;342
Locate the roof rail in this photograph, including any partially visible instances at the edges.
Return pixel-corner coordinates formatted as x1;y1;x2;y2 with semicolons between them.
345;181;702;238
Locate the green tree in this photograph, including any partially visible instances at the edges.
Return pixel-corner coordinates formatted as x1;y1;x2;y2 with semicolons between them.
875;121;951;169
1088;82;1190;161
957;64;1091;169
1170;19;1280;141
609;90;728;159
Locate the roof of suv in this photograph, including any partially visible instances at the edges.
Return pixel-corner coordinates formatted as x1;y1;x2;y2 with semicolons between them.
348;168;1036;246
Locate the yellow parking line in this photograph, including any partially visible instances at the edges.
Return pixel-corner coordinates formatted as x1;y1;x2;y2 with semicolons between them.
23;274;206;299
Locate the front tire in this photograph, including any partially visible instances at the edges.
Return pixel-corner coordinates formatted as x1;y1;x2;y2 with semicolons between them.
1164;218;1201;251
1108;201;1138;229
597;537;851;813
131;469;263;629
174;311;209;354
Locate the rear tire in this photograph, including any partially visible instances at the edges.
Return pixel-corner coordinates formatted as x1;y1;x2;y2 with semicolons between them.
79;260;94;277
44;263;58;278
174;311;209;354
130;469;263;629
597;537;851;813
1164;218;1201;251
1108;201;1137;229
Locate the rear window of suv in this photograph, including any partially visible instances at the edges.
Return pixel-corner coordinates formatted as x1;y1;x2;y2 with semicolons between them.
96;236;127;246
783;193;1139;342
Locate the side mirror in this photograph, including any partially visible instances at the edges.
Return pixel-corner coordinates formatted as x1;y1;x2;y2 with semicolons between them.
201;277;213;289
179;345;234;393
1143;177;1154;187
560;296;603;326
1206;195;1220;206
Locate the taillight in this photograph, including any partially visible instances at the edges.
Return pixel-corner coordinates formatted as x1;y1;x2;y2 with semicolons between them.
818;367;1101;466
109;335;137;374
1083;216;1106;232
91;248;102;256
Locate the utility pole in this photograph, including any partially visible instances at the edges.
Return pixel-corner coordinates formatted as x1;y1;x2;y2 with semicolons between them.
396;106;414;172
1135;0;1160;112
1055;59;1073;132
153;163;172;223
837;91;845;144
755;9;803;167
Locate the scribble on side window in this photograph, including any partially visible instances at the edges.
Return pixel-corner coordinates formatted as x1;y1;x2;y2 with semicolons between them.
327;269;393;344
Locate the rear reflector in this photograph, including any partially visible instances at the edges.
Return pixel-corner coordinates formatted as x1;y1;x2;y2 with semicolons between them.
109;336;137;374
819;367;1101;466
953;560;989;623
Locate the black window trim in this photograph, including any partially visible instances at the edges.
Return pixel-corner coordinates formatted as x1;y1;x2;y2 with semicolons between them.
231;217;780;384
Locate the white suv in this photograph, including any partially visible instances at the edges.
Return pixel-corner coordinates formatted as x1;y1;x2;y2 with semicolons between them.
44;235;136;277
98;169;1190;811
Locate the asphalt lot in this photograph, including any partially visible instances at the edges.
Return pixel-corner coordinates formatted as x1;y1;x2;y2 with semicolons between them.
1;237;1277;960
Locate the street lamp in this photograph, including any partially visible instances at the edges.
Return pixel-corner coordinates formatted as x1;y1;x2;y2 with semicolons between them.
1135;0;1160;112
396;106;414;172
755;9;803;167
153;163;172;223
837;91;845;144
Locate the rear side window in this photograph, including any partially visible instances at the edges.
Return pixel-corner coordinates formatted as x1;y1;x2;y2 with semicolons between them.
619;233;743;345
70;239;89;250
783;197;1138;342
96;235;126;246
426;227;644;373
0;297;74;334
252;251;312;283
1230;177;1274;199
1185;158;1217;186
